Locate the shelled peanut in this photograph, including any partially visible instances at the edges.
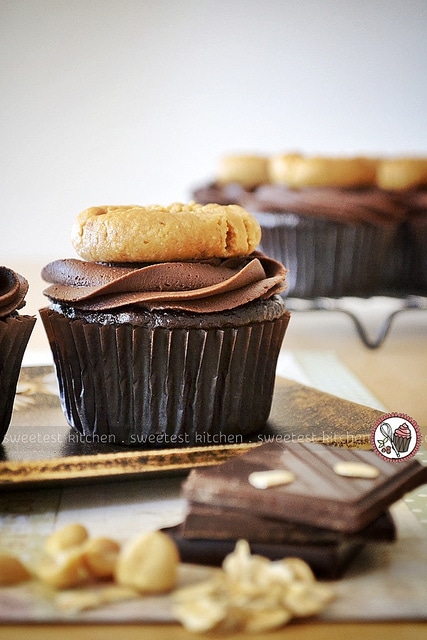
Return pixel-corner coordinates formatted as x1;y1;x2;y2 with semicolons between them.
0;524;335;631
0;522;179;596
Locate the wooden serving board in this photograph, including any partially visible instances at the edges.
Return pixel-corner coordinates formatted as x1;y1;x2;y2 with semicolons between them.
0;366;383;489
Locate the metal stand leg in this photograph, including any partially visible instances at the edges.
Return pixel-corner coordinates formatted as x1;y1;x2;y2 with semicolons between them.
286;295;427;349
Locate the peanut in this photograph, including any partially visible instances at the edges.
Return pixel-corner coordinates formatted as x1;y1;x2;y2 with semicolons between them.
82;537;120;579
45;523;89;555
0;553;31;585
333;461;379;479
36;547;90;589
115;530;179;593
248;469;295;489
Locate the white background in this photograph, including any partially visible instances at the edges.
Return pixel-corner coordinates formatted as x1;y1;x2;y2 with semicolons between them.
1;0;426;263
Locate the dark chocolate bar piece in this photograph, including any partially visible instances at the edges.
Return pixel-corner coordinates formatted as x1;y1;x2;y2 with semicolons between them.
182;442;427;533
163;524;364;579
182;503;396;545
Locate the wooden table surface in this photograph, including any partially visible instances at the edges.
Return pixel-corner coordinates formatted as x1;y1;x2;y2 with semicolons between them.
2;262;427;639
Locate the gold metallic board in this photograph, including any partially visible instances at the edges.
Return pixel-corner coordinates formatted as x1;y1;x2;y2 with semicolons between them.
0;366;383;488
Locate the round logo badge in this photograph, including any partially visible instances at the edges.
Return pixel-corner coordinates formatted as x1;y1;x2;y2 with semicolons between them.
371;413;421;462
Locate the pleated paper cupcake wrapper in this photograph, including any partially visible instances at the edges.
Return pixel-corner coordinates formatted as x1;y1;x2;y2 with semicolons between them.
0;314;36;441
40;308;290;446
393;436;411;453
379;221;417;295
254;212;395;299
407;216;427;293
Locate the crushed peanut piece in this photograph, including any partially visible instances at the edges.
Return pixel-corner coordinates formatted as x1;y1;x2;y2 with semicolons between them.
173;539;334;633
248;469;295;489
333;461;380;479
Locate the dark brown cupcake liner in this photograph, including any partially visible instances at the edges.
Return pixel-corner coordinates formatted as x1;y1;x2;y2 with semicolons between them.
0;314;36;442
40;307;290;447
392;435;411;453
407;214;427;293
253;212;395;298
378;221;412;294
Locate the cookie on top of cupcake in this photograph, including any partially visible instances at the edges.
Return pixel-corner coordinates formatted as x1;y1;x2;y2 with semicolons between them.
40;202;290;447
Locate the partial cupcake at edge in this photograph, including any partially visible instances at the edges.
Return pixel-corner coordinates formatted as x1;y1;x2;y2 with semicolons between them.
192;152;427;299
40;202;290;447
0;266;36;442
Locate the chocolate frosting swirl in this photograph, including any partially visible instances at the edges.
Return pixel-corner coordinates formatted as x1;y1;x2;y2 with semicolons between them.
0;266;29;318
42;253;287;313
240;185;407;228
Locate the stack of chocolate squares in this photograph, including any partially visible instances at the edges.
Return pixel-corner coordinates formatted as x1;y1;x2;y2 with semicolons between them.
165;442;427;579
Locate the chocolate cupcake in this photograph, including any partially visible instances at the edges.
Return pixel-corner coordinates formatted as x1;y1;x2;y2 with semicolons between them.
240;183;404;298
247;154;408;298
40;203;290;446
0;267;36;442
193;154;406;299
